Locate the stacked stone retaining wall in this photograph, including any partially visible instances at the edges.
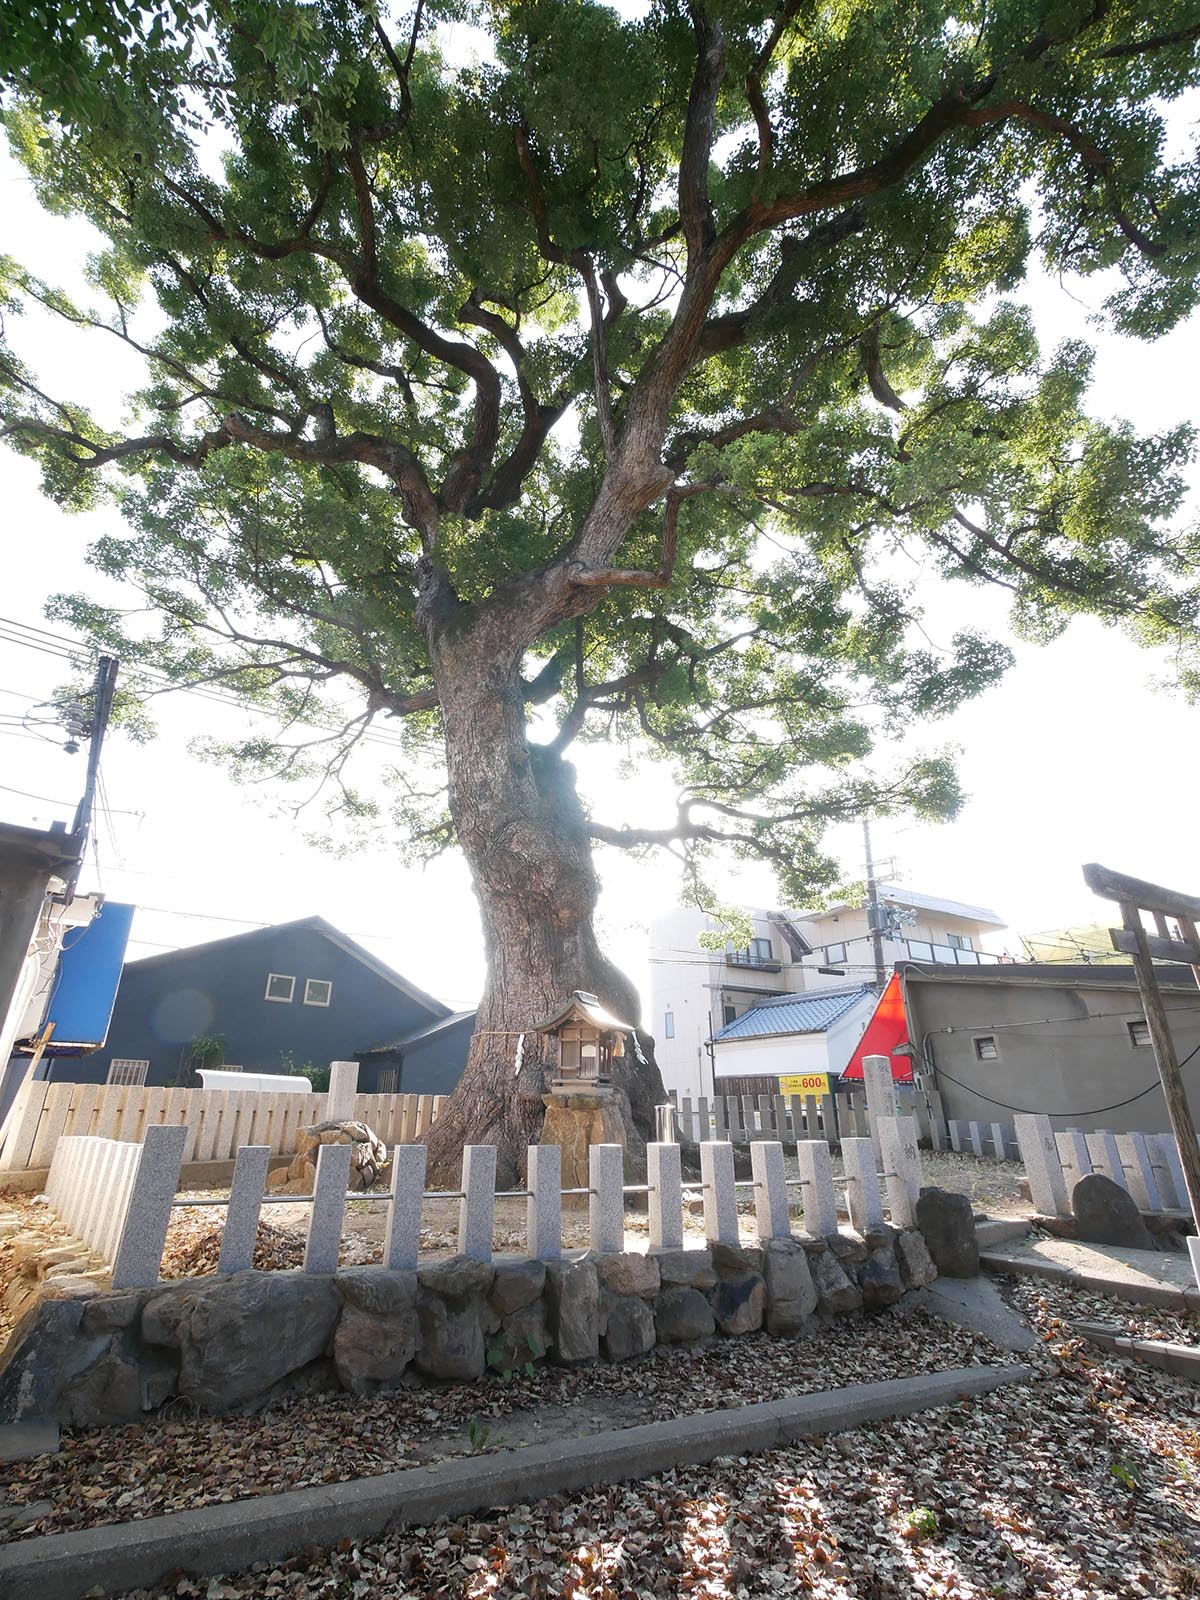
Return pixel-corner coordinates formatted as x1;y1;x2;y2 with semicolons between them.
0;1227;936;1426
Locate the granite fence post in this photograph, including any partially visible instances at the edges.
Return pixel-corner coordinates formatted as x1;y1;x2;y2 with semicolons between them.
968;1121;986;1158
841;1134;884;1232
526;1143;562;1261
459;1144;497;1261
218;1145;271;1274
1150;1133;1186;1210
876;1115;921;1229
1056;1129;1092;1195
589;1143;625;1254
384;1143;427;1269
794;1138;838;1238
101;1144;143;1265
1086;1129;1126;1190
1116;1132;1162;1213
991;1122;1010;1161
648;1140;683;1250
699;1139;738;1246
750;1139;790;1241
111;1124;188;1290
326;1061;359;1124
303;1140;353;1274
862;1054;897;1154
1014;1114;1070;1218
948;1120;965;1154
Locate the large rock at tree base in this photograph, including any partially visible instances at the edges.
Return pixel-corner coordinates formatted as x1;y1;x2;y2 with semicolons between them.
708;1271;766;1334
809;1247;863;1315
545;1259;600;1363
596;1252;661;1299
267;1120;388;1195
654;1286;716;1344
142;1271;340;1411
540;1091;630;1197
333;1304;418;1395
857;1248;904;1309
761;1238;818;1334
1072;1173;1156;1249
603;1295;657;1361
914;1187;980;1279
896;1229;938;1289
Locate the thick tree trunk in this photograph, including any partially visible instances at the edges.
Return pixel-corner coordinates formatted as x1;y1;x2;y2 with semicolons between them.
422;618;666;1188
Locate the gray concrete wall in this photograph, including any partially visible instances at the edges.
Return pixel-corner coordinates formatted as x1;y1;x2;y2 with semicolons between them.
904;971;1200;1135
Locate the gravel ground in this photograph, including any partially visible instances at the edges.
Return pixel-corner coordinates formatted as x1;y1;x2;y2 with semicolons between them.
91;1279;1198;1600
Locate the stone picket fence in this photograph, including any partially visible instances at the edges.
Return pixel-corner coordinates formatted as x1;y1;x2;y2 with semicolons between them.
673;1082;944;1150
1014;1113;1190;1217
42;1108;927;1292
0;1074;445;1174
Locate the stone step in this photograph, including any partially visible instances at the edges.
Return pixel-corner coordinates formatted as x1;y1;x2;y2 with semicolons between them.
974;1217;1034;1248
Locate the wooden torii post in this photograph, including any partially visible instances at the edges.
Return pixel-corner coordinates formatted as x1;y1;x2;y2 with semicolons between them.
1083;864;1200;1277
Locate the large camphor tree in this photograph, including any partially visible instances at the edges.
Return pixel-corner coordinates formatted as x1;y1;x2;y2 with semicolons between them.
2;0;1198;1181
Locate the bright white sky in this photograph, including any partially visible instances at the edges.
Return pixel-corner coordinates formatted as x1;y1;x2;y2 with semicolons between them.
1;106;1199;1019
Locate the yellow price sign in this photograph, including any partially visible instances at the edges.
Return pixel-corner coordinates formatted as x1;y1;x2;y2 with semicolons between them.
778;1072;830;1096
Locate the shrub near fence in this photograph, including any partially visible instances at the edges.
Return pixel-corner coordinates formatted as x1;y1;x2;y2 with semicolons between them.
0;1079;445;1173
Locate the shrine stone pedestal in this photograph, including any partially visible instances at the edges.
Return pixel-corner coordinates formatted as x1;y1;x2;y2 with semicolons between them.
541;1087;626;1206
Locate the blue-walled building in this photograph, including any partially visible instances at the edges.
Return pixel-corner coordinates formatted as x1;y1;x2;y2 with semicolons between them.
40;915;474;1094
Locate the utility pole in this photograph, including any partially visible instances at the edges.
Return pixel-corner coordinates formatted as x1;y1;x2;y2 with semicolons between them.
63;655;118;904
863;814;886;989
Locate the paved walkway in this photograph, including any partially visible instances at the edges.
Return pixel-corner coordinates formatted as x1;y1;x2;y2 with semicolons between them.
981;1234;1200;1311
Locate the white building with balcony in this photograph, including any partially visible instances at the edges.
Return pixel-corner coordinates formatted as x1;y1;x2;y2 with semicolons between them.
648;888;1006;1100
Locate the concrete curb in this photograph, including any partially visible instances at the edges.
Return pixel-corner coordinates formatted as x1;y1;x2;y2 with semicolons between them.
981;1248;1200;1312
1073;1320;1200;1381
0;1363;1032;1600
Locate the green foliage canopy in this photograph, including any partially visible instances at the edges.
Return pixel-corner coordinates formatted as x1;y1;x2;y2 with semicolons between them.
2;0;1199;906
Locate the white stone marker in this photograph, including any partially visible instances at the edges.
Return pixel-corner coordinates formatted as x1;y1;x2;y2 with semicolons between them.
459;1143;497;1261
219;1145;271;1274
991;1123;1009;1161
111;1123;189;1290
304;1139;353;1274
876;1115;921;1229
526;1143;562;1261
750;1139;790;1241
968;1121;986;1158
700;1139;738;1246
1014;1114;1070;1218
1150;1133;1186;1211
841;1135;884;1232
589;1143;625;1254
794;1139;838;1238
384;1143;427;1269
1086;1129;1127;1190
648;1140;683;1250
326;1060;360;1124
1056;1129;1092;1196
1116;1133;1162;1214
862;1053;897;1156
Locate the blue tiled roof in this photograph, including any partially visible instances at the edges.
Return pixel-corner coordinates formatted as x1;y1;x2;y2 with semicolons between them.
713;987;870;1042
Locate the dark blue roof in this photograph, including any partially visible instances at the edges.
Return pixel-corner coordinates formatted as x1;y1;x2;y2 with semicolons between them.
713;986;871;1042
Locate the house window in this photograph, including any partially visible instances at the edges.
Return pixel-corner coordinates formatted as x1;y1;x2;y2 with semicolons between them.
948;933;973;951
664;1011;675;1039
751;937;773;963
974;1036;999;1061
376;1067;398;1093
107;1059;149;1087
825;943;847;964
723;1003;737;1026
303;978;333;1007
265;973;295;1003
1128;1019;1151;1048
